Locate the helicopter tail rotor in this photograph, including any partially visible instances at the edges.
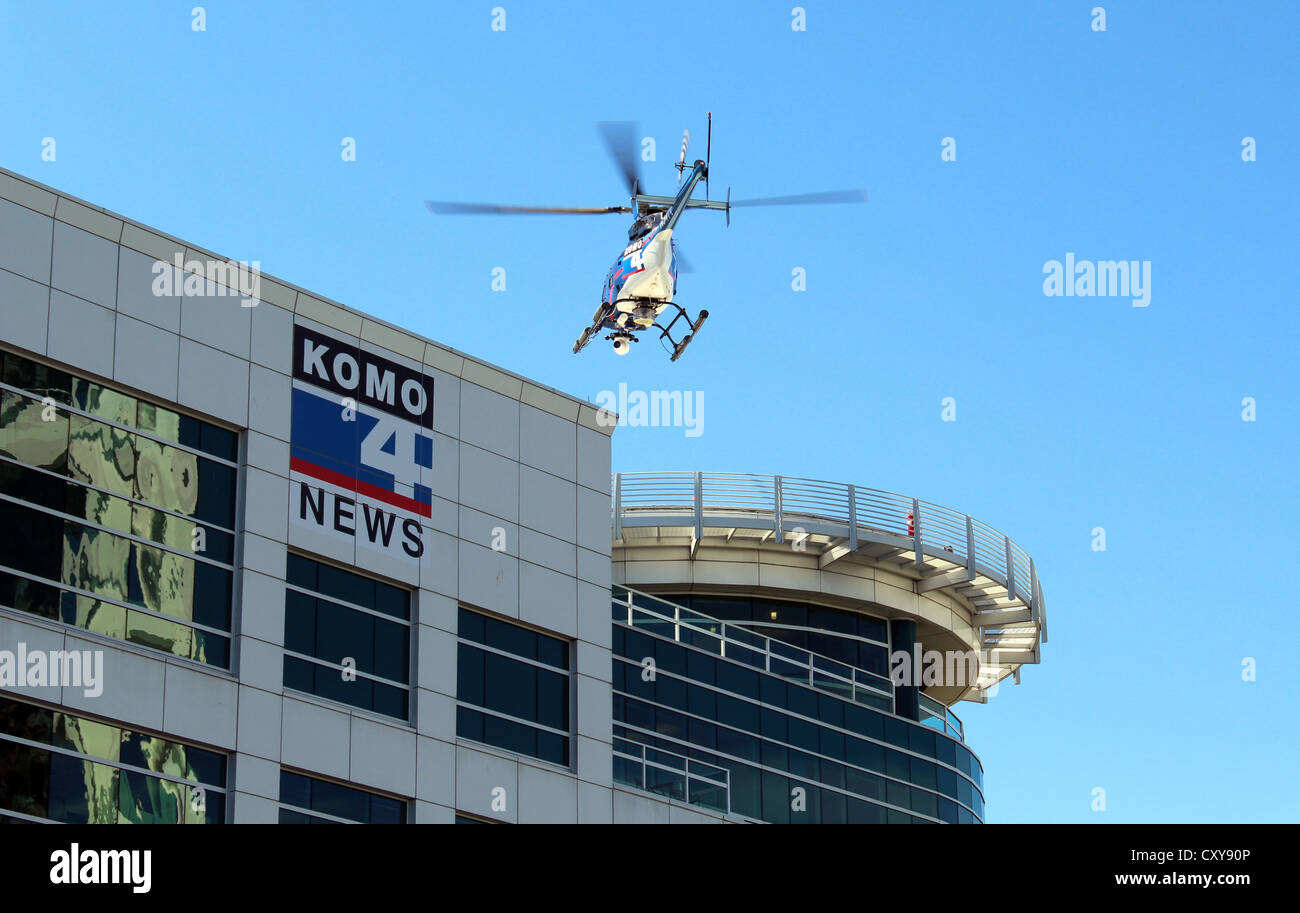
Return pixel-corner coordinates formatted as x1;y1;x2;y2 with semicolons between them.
705;113;712;200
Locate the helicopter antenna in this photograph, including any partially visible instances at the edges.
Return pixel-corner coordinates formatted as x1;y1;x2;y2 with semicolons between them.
675;129;690;184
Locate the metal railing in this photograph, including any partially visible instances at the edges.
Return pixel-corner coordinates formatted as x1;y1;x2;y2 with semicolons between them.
613;735;731;814
612;586;900;718
612;471;1046;653
919;693;965;741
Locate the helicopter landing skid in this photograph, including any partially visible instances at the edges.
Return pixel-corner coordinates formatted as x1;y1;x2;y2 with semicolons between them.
572;303;613;354
572;299;707;361
656;303;709;362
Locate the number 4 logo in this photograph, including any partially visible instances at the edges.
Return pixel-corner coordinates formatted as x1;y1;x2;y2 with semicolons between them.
360;416;432;485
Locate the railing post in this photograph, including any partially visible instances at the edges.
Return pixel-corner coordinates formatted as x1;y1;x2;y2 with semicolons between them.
1005;537;1017;602
911;497;923;566
612;473;622;541
773;475;784;544
693;471;703;547
847;484;858;551
965;515;976;581
1039;583;1049;644
1029;557;1040;627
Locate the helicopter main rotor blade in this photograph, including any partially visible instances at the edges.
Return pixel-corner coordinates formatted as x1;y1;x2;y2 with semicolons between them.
729;189;868;207
425;201;631;215
596;121;642;195
671;243;694;274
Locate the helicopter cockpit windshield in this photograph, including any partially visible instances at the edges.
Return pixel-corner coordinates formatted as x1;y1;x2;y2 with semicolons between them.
628;210;665;241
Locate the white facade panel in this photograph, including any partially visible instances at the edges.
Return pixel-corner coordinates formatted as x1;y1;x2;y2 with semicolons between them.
0;166;710;827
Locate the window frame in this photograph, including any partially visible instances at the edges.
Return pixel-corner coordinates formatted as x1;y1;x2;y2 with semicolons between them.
281;552;414;722
0;352;240;669
454;606;574;768
0;696;227;824
277;768;409;824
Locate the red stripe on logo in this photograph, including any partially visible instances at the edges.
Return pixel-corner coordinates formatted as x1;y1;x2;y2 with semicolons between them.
290;456;432;518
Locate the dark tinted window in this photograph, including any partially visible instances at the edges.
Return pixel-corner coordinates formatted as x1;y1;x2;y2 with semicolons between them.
612;590;983;824
279;770;407;824
456;610;572;766
283;556;411;720
459;608;568;670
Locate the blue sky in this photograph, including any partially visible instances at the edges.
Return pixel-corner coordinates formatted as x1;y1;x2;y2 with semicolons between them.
3;1;1297;822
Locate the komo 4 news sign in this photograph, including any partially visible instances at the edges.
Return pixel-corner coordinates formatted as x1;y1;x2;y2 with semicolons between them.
290;324;434;561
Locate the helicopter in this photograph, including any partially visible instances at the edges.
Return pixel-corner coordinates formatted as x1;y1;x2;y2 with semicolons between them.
425;115;866;361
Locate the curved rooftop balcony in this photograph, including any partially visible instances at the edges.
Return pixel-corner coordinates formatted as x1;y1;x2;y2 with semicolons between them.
612;471;1048;697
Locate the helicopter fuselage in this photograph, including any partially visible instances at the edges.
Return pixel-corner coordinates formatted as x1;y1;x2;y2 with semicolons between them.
597;158;709;332
428;114;863;361
600;222;677;329
570;156;715;359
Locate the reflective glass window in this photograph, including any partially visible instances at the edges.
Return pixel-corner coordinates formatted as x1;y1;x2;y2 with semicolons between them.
0;696;225;824
1;352;237;668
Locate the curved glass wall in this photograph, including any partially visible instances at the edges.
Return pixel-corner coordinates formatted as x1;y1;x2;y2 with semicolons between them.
611;588;984;823
664;594;894;689
680;595;890;674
